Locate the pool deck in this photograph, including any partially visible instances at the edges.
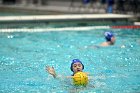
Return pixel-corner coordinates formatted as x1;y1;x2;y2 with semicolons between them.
0;14;134;22
0;13;139;32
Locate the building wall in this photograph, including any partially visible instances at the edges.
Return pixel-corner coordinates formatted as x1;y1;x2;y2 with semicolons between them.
0;0;139;14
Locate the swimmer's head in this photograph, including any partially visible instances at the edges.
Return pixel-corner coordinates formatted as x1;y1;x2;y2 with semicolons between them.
70;59;84;72
104;31;114;41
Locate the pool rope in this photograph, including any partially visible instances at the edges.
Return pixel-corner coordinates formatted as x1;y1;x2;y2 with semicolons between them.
0;25;140;32
0;26;110;32
111;25;140;29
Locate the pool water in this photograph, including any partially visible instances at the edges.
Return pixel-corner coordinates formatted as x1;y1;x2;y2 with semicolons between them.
0;28;140;93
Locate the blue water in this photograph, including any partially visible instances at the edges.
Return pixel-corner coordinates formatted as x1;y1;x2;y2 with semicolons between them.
0;28;140;93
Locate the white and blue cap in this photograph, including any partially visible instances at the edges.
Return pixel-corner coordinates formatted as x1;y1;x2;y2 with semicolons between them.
104;31;114;41
70;59;84;72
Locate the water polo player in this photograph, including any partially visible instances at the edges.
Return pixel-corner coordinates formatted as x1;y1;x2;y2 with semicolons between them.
100;31;116;46
46;59;89;86
46;59;85;78
70;59;88;86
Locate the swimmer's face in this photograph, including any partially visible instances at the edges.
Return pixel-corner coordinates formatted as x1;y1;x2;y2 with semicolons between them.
72;62;83;73
111;37;116;44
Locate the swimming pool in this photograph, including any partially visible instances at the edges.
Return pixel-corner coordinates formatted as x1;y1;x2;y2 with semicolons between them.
0;27;140;93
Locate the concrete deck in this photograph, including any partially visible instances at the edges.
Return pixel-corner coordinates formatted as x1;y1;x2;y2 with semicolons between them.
0;14;134;22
